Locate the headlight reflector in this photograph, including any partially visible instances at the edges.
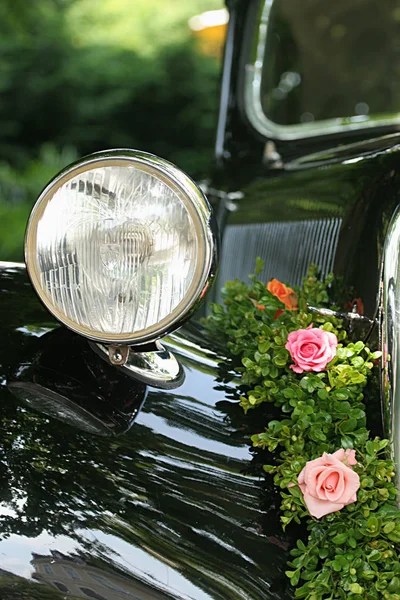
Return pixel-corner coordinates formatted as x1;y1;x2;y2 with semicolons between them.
25;150;216;344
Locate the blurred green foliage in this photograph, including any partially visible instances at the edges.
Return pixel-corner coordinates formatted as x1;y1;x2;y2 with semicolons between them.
0;0;223;261
0;574;82;599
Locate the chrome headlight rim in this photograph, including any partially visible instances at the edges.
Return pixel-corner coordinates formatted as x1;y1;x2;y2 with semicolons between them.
25;149;217;345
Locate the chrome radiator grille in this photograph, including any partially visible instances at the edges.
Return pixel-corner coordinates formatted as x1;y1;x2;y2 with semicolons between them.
214;218;342;301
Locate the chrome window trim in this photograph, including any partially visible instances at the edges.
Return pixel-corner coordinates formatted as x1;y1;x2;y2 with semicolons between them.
244;0;400;141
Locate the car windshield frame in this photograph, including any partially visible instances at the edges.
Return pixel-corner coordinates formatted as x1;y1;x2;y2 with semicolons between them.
243;0;400;141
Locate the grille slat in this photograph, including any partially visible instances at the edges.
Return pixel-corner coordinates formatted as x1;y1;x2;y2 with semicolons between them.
215;218;342;302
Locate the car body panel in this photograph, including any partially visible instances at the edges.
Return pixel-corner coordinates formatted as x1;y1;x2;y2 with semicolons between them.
213;135;400;318
0;263;292;600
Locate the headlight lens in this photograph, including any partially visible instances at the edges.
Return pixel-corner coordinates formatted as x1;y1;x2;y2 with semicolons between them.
25;150;216;344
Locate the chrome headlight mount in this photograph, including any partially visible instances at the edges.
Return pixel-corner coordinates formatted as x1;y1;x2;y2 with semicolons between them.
25;150;218;388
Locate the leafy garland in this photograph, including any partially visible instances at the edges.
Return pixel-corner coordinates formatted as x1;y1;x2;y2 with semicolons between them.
204;261;400;600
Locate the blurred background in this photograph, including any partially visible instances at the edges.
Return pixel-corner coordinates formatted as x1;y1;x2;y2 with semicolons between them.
0;0;226;262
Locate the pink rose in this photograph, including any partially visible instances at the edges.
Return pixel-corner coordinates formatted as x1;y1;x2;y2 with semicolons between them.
297;449;360;519
285;326;337;373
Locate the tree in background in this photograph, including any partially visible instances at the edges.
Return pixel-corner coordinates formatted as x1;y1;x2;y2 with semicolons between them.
0;0;223;261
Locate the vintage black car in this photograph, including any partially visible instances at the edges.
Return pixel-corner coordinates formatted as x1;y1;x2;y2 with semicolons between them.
1;1;399;599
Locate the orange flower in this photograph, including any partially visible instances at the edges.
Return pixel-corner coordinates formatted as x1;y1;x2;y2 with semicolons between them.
345;297;364;315
256;303;266;311
267;278;298;311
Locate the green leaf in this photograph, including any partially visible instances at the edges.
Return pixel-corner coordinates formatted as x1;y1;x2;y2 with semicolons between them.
242;357;254;369
269;366;279;378
341;418;358;432
289;485;302;498
317;388;329;400
365;440;375;456
349;583;364;594
376;438;389;451
285;570;300;586
334;389;350;400
254;257;265;274
367;549;382;562
332;557;347;571
273;352;289;367
309;426;326;442
296;539;306;552
258;341;270;353
388;577;400;593
332;533;348;545
353;341;365;353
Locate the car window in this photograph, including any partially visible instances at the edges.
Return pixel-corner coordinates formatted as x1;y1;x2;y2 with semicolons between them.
245;0;400;139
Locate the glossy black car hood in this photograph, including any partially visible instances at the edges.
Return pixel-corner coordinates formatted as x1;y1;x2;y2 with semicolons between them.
0;263;292;600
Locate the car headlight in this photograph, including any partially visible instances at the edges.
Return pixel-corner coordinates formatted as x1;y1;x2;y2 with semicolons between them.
25;149;217;347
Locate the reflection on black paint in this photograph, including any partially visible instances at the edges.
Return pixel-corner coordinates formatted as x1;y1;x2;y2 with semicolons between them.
8;327;148;436
0;265;292;599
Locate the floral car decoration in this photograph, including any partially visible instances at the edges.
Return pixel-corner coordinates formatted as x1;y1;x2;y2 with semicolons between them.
205;261;400;600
